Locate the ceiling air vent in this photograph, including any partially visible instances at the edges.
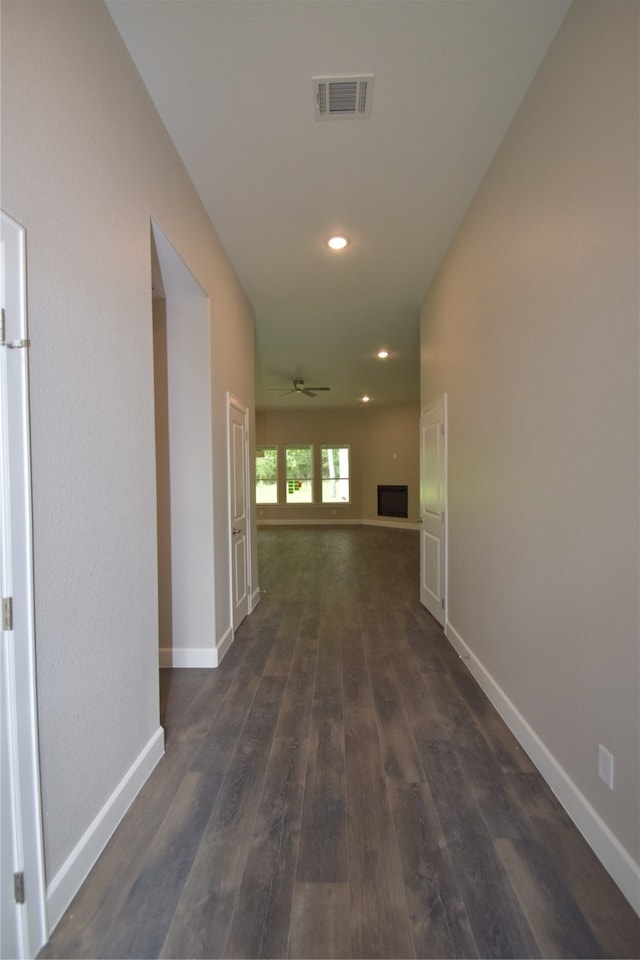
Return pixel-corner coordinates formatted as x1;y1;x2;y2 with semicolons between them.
313;76;374;120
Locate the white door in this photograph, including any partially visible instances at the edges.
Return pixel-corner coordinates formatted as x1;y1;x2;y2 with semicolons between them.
228;395;249;631
0;212;47;959
419;396;447;626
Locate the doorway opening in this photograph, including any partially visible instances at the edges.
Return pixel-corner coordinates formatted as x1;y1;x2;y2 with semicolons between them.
151;223;216;674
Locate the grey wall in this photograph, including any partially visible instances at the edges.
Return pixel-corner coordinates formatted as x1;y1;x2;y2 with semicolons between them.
2;0;255;920
420;0;639;896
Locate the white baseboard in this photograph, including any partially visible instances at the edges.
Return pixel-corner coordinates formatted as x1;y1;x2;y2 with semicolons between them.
446;621;640;915
256;518;360;526
159;625;235;668
46;726;165;931
159;627;233;670
250;587;261;611
361;519;421;531
257;518;420;530
159;646;217;668
215;625;234;665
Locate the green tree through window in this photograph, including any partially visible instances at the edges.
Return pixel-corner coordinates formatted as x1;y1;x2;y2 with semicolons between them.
286;446;313;503
321;446;350;503
256;446;278;503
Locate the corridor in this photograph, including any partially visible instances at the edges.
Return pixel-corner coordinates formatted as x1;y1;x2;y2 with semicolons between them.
40;526;639;959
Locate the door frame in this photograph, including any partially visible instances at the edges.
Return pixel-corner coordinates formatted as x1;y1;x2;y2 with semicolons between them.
419;394;448;626
1;211;48;958
226;392;251;633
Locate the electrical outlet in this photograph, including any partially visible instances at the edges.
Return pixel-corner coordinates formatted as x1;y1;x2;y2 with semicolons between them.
598;744;614;790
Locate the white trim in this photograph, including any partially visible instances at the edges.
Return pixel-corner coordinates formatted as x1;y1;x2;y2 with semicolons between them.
46;727;165;931
257;518;356;527
257;518;420;530
361;518;420;531
1;211;48;958
159;647;217;668
227;393;251;634
446;621;640;915
419;394;448;626
250;586;261;611
159;625;235;669
215;625;235;665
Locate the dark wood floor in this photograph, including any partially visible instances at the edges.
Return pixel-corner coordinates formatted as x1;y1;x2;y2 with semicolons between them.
40;526;639;959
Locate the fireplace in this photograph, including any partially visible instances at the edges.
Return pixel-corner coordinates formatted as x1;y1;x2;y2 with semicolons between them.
377;484;408;518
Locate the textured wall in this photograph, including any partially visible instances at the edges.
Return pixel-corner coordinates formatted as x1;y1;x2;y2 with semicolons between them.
421;1;639;864
2;0;255;884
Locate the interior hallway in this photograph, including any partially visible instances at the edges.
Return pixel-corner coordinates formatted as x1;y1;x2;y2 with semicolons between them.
39;526;639;959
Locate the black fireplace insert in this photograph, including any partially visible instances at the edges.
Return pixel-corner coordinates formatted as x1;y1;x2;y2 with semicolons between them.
377;484;408;518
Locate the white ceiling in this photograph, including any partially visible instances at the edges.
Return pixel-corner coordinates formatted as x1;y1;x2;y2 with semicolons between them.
107;0;570;410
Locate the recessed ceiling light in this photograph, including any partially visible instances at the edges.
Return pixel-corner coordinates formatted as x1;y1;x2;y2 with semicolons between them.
327;235;349;250
361;395;370;403
377;350;389;359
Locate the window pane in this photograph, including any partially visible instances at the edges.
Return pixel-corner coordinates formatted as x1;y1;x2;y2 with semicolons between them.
256;480;278;503
321;446;350;503
256;446;278;504
286;446;313;503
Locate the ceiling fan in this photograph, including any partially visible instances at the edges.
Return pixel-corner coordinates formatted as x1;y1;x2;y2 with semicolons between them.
271;379;331;398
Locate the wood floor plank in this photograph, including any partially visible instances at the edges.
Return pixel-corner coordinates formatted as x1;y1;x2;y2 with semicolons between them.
224;736;308;959
388;636;452;741
263;601;304;677
366;647;425;782
97;770;223;959
388;780;479;959
510;771;640;958
296;629;348;884
344;706;415;959
288;883;351;959
446;658;537;775
494;837;604;959
273;632;318;740
417;737;541;959
443;699;536;841
295;712;347;883
159;676;286;959
189;620;280;773
341;624;373;710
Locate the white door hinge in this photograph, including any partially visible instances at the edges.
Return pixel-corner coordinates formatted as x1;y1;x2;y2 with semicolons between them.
0;306;30;349
14;872;25;904
2;597;13;630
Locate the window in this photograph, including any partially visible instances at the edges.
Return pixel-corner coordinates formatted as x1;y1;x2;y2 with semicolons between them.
285;446;313;503
256;446;278;503
321;446;350;503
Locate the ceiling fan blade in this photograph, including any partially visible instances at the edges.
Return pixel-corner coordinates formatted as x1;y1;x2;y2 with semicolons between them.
266;380;330;398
